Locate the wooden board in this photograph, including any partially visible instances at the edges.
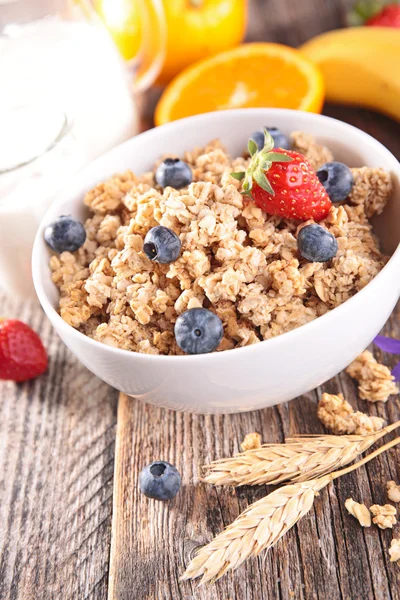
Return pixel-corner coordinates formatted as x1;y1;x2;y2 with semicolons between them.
0;293;118;599
108;307;400;600
1;1;400;599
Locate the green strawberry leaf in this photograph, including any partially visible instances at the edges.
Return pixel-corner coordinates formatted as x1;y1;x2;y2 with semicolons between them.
230;171;245;181
248;138;259;157
260;160;272;170
242;174;254;193
262;130;275;152
264;152;293;162
254;170;275;196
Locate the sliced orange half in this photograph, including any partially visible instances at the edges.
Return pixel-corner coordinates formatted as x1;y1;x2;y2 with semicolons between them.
155;43;325;126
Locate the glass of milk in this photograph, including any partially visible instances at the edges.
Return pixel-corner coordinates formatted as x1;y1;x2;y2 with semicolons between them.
0;0;166;298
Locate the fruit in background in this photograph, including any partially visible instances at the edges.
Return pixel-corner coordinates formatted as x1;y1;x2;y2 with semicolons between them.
348;1;400;26
94;0;247;84
231;133;332;221
159;0;247;84
155;43;325;125
94;0;142;60
366;3;400;25
301;27;400;122
0;319;48;382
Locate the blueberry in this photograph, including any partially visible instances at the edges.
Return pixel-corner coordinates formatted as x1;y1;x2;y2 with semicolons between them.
44;215;86;253
250;127;290;151
316;161;354;202
155;158;192;189
174;308;223;355
297;224;338;263
265;126;290;150
143;225;181;264
139;461;181;501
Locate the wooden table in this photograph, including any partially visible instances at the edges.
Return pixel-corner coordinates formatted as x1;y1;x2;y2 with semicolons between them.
1;1;400;599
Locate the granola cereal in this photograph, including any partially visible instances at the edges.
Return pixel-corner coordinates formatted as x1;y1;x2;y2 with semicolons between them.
346;350;399;402
387;481;400;503
389;538;400;564
290;131;334;171
317;392;385;435
240;432;262;451
348;167;392;218
370;504;397;529
50;134;393;355
345;498;371;527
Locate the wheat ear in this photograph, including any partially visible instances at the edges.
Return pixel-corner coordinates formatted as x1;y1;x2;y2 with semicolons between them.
182;436;400;584
202;421;400;487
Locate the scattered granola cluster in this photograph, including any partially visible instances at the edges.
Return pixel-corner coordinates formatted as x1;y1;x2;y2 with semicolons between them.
370;504;397;529
389;539;400;564
50;132;392;355
387;481;400;503
345;496;400;541
346;350;399;402
345;498;372;527
317;392;385;435
240;432;262;451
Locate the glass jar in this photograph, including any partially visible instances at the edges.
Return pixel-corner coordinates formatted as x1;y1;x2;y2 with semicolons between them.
0;105;86;296
0;0;165;298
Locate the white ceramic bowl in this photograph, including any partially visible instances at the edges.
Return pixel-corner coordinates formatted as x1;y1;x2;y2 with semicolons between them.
33;109;400;414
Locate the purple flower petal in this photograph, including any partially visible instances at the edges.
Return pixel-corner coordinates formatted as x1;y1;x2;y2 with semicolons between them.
374;335;400;355
392;361;400;382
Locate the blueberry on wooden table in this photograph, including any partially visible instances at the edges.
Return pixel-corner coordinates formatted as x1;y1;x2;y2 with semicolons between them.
316;161;354;202
143;225;181;264
44;215;86;253
297;223;338;263
155;158;193;189
139;461;181;501
174;308;223;355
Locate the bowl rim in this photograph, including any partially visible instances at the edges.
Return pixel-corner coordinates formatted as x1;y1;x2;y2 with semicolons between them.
32;107;400;364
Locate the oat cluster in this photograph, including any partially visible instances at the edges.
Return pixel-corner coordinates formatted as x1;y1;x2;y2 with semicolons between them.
345;498;371;527
240;432;262;451
387;481;400;503
317;392;385;435
370;504;397;529
389;538;400;563
290;131;333;171
346;351;399;402
50;133;392;355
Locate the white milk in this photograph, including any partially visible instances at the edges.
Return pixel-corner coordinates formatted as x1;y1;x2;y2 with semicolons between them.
0;17;138;298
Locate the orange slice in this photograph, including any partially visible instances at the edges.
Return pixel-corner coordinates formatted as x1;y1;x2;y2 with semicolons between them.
155;43;325;126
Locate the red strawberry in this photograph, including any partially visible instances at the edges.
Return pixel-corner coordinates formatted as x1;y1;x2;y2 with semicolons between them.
366;4;400;26
0;319;48;382
231;133;332;221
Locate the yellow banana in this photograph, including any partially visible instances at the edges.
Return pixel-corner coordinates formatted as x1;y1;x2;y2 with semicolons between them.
301;27;400;121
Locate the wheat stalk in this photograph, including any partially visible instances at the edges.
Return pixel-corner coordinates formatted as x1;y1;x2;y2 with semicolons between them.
203;421;400;487
182;435;400;584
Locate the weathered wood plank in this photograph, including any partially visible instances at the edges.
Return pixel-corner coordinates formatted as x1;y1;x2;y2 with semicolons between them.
247;0;355;46
109;302;399;600
0;293;118;600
